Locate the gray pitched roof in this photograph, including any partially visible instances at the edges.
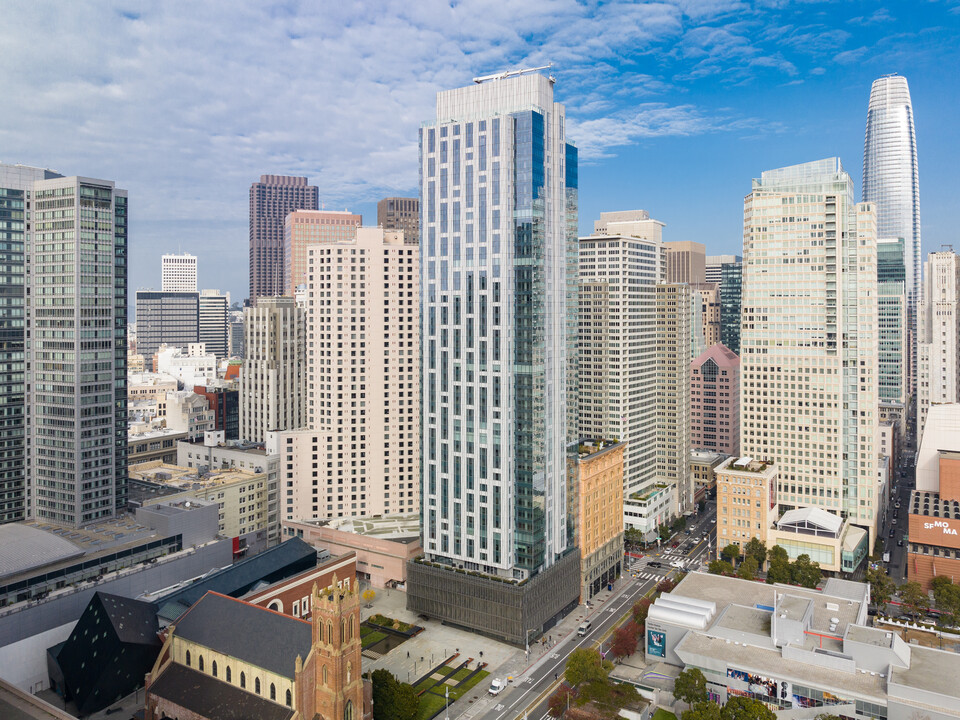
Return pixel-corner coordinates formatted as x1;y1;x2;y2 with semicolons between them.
148;662;295;720
174;592;311;679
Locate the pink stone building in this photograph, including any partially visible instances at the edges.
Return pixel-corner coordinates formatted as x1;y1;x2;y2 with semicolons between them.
690;343;740;456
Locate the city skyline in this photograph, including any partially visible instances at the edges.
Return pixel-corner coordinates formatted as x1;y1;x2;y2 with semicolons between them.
2;2;959;304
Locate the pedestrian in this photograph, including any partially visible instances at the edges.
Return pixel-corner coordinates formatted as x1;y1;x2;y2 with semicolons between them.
407;651;410;659
555;672;558;681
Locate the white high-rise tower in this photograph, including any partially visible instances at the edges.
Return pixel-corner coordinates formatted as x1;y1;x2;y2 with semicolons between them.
407;70;581;645
863;74;920;403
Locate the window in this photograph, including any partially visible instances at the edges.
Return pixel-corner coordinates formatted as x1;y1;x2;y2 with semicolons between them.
199;655;204;672
345;700;354;720
241;672;246;689
286;689;292;707
255;677;261;695
226;666;232;683
271;683;276;701
212;660;218;678
185;650;191;667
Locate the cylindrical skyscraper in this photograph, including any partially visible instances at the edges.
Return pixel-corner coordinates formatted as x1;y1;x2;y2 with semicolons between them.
862;74;921;403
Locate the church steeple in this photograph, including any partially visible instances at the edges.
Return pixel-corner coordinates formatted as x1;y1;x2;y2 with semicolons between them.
297;574;364;720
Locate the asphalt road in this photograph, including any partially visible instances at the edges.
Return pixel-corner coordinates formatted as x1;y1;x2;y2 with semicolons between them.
474;506;717;720
880;457;915;583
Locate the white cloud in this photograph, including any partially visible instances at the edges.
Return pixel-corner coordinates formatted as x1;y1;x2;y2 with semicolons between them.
0;0;896;298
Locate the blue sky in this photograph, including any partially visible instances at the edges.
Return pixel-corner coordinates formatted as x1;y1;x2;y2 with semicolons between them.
2;1;959;305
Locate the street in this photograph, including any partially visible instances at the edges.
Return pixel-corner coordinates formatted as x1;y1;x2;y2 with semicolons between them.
471;505;716;720
879;451;916;583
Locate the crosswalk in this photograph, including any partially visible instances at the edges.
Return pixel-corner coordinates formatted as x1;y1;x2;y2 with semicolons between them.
628;571;662;581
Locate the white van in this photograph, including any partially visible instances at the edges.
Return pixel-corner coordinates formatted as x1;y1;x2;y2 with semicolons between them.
577;621;592;636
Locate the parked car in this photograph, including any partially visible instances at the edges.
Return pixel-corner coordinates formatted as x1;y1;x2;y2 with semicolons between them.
889;529;895;537
671;541;680;548
648;561;662;568
898;539;904;547
489;679;505;696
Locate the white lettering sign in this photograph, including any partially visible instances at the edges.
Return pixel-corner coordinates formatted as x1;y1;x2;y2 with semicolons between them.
923;521;958;535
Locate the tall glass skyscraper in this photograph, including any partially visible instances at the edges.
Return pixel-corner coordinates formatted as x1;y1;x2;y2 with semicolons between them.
877;237;907;406
408;71;581;643
863;74;920;399
418;70;576;579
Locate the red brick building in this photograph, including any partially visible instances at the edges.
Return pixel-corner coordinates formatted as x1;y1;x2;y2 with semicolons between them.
244;552;357;620
908;445;960;590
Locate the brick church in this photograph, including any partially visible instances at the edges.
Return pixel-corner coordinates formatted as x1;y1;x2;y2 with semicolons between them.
144;574;371;720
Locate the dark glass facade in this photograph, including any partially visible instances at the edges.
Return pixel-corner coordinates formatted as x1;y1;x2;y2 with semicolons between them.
720;261;742;355
0;186;25;522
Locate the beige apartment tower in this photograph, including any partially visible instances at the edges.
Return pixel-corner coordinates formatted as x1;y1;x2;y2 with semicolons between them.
280;228;419;522
917;249;960;437
741;159;879;546
283;209;361;297
657;283;694;516
579;210;665;498
238;297;307;442
665;241;706;284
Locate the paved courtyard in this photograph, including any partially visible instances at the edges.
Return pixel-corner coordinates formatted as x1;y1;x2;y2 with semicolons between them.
359;586;515;687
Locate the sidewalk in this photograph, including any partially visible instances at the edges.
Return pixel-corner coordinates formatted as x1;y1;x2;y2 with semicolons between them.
450;579;641;720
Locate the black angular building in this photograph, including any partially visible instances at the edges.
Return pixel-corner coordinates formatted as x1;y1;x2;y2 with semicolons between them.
48;592;161;715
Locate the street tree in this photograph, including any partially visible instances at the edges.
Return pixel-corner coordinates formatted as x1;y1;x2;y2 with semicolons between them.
899;581;928;618
720;696;777;720
548;684;577;718
708;559;735;576
657;578;677;594
744;537;768;568
738;556;759;581
931;576;960;622
393;683;420;720
791;554;821;589
683;702;722;720
866;565;895;612
611;621;640;661
672;515;688;533
372;669;398;720
721;544;741;563
565;648;611;688
673;668;708;706
362;589;376;607
768;545;789;565
632;598;652;625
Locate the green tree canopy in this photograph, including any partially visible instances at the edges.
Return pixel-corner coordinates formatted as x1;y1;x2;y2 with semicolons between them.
931;576;960;620
720;696;777;720
866;565;895;611
565;648;611;688
791;554;822;589
632;598;652;625
393;683;420;720
721;544;741;562
683;702;723;720
371;669;398;720
673;516;688;532
674;668;708;706
768;545;789;564
708;559;735;576
738;556;759;581
899;581;928;617
744;537;768;567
